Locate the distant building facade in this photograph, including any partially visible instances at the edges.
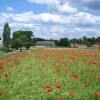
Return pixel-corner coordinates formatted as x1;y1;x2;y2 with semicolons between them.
0;40;3;48
92;43;100;49
71;44;87;48
36;41;55;48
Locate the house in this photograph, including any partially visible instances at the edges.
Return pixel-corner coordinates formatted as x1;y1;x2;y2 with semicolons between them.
36;41;55;48
92;43;100;49
0;40;3;48
71;44;87;48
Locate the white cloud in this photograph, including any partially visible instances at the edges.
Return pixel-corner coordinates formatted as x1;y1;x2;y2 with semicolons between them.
27;0;59;5
0;10;100;39
57;2;78;14
27;0;78;14
0;16;6;25
68;12;100;26
1;11;100;26
6;7;14;12
37;13;66;23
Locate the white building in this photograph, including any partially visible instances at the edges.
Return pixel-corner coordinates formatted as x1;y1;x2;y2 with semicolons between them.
0;40;3;48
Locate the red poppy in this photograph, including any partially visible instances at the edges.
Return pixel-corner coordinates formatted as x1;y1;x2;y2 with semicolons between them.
46;85;52;93
95;93;100;98
72;74;79;79
56;96;60;100
97;78;100;81
0;93;4;97
56;85;62;89
65;67;71;72
46;88;52;93
46;85;51;89
69;90;74;96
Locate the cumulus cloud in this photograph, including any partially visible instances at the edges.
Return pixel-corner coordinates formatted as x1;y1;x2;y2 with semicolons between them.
27;0;59;5
0;11;100;29
0;3;100;39
69;12;100;26
83;0;100;10
6;6;14;12
27;0;78;14
56;2;78;14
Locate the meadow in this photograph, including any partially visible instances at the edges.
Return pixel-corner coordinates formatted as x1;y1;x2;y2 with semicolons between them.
0;48;100;100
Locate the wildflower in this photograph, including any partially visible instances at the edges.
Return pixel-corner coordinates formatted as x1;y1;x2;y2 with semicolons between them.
56;96;60;100
0;92;4;97
56;85;62;89
72;74;79;79
46;85;51;89
65;67;71;72
70;90;74;96
47;88;52;93
46;85;52;93
95;93;100;98
97;78;100;81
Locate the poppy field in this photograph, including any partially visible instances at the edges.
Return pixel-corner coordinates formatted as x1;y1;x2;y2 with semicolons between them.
0;49;100;100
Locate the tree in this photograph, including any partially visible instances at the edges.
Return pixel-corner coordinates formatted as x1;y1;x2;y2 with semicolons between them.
96;36;100;43
87;37;96;46
3;23;11;50
78;38;84;44
70;38;78;44
59;38;70;47
11;30;33;51
54;40;60;46
82;36;88;44
22;31;33;50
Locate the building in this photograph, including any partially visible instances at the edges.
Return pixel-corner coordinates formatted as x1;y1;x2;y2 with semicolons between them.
92;43;100;49
0;40;3;48
71;44;87;48
36;41;55;48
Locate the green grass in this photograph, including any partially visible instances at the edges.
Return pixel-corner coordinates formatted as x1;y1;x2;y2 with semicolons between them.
0;49;100;100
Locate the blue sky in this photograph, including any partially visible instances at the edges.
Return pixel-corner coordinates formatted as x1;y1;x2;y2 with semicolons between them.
0;0;100;39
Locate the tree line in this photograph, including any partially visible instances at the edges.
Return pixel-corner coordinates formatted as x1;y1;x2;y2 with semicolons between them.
2;23;100;51
33;36;100;47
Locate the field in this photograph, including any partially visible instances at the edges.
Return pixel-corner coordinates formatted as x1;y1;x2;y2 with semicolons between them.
0;48;100;100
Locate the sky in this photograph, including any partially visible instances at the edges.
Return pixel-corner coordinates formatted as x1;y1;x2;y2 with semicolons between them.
0;0;100;39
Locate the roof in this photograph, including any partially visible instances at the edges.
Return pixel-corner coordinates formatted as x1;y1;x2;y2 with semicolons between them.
36;41;55;46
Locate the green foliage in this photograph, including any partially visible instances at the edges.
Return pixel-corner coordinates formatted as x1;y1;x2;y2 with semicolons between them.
3;23;11;51
96;36;100;42
59;38;71;47
87;37;96;46
11;30;33;50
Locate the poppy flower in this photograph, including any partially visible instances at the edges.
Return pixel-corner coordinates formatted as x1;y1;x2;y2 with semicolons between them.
56;85;62;89
46;88;52;93
65;67;71;72
56;96;60;100
72;74;79;79
95;93;100;98
0;93;4;97
46;85;51;89
46;85;52;93
69;90;74;96
97;78;100;81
